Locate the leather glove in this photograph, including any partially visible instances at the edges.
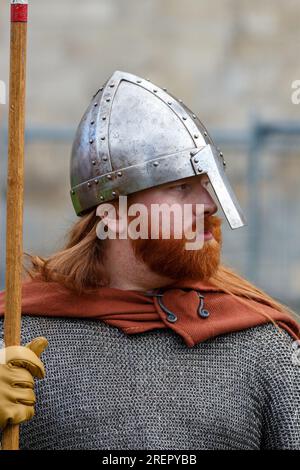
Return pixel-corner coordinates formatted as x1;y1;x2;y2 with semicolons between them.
0;336;48;430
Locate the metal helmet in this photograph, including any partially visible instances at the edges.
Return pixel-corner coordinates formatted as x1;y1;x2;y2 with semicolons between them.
70;70;247;229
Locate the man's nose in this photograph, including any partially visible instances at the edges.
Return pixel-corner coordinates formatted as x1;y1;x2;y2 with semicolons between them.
203;189;218;217
191;185;218;218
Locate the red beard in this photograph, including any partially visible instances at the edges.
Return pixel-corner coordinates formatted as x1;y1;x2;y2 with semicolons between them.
131;215;223;282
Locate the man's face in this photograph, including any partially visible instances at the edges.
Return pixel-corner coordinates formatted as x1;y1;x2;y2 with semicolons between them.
126;174;223;282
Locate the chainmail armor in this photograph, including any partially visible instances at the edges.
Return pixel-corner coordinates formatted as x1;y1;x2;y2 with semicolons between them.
1;315;299;450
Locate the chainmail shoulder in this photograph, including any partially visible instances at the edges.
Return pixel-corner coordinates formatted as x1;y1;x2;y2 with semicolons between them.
0;315;299;450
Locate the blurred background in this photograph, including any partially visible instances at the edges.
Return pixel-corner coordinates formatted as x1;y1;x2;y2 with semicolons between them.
0;0;300;312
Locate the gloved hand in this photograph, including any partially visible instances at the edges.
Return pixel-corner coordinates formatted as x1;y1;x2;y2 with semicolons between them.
0;336;48;430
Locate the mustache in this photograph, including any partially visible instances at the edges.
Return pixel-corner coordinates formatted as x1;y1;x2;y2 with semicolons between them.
204;215;223;232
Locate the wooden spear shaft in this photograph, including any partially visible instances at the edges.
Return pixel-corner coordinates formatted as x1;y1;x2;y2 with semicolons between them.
2;0;28;450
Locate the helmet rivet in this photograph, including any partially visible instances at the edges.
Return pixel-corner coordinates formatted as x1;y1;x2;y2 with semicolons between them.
163;87;167;91
94;179;99;184
153;161;159;167
106;98;111;102
100;195;104;201
192;114;196;119
87;182;91;187
107;174;112;180
109;84;115;88
204;131;208;136
117;171;122;177
100;87;103;91
137;80;142;83
194;134;199;139
71;190;75;195
112;191;116;197
101;136;105;140
198;168;203;173
146;78;150;81
90;120;95;125
219;151;223;157
94;103;98;107
194;158;199;163
92;160;96;165
102;116;106;120
223;160;226;166
168;101;172;105
179;99;183;103
103;156;108;161
190;150;197;156
89;139;94;144
182;116;187;120
153;89;157;93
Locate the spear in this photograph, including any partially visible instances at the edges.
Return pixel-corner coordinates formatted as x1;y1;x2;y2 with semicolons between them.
2;0;28;450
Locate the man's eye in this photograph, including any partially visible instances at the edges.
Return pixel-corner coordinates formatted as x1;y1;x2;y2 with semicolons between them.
171;183;189;191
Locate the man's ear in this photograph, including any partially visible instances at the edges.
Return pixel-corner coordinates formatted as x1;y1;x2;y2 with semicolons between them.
96;201;128;238
96;202;118;239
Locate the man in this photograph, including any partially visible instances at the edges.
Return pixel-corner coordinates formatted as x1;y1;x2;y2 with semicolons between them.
0;71;300;450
